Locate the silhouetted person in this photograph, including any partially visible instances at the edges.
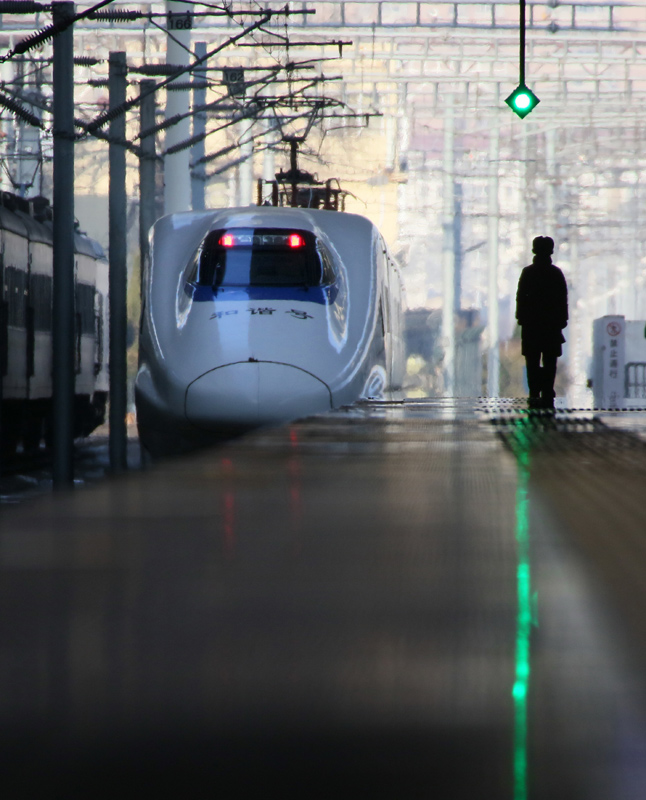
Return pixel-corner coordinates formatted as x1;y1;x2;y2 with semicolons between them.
515;236;568;408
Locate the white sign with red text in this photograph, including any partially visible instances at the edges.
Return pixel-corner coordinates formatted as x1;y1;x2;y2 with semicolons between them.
592;315;625;408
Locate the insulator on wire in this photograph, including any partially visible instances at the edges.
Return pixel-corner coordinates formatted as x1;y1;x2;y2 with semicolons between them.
0;1;48;12
164;131;206;157
138;113;183;140
132;64;186;76
85;99;135;133
12;23;59;55
167;82;209;92
193;141;237;167
74;56;102;67
0;91;41;127
87;9;143;21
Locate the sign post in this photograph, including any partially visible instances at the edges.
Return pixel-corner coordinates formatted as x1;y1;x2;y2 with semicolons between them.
592;315;625;408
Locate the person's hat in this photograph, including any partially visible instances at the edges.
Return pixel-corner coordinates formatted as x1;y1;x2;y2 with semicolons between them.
532;236;554;255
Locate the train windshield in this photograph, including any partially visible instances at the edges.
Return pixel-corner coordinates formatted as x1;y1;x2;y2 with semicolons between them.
190;227;335;288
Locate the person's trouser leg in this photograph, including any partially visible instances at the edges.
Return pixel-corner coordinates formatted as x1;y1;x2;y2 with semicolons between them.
541;354;558;404
524;350;542;400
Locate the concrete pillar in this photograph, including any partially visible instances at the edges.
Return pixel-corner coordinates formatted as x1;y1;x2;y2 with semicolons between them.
441;94;455;396
487;122;500;398
545;128;557;235
238;123;253;206
163;0;192;215
191;41;207;211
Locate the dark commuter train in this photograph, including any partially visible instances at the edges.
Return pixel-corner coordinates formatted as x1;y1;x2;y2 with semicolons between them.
0;191;109;457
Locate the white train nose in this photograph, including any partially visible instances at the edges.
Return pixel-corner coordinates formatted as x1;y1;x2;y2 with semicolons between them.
185;361;332;429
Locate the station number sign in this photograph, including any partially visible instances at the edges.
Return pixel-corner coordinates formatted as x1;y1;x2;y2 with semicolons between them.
167;11;193;30
223;67;246;96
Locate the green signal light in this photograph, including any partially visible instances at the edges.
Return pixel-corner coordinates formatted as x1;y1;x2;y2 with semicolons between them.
505;84;540;119
515;93;531;110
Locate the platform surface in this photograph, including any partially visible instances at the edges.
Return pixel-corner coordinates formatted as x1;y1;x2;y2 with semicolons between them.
2;398;646;798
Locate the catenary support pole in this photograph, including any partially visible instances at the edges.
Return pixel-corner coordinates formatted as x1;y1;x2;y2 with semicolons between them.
139;79;156;301
109;51;128;473
545;128;556;234
164;0;192;214
191;41;207;211
487;118;500;398
52;1;76;488
441;93;455;397
262;117;277;187
453;181;463;314
238;121;254;206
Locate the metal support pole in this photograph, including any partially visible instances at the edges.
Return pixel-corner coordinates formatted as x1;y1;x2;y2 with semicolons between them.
191;42;207;211
519;0;526;85
487;121;500;398
139;79;156;301
109;51;128;473
52;1;75;488
441;94;455;397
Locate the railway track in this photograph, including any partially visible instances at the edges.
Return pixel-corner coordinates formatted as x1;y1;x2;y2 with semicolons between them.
0;436;142;503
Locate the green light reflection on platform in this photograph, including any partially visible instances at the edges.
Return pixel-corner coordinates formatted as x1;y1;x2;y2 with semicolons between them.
513;426;533;800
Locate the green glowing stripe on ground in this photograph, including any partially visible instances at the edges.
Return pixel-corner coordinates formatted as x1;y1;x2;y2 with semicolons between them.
513;426;532;800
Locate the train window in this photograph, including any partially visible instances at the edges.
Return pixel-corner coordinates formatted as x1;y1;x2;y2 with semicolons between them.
189;228;335;288
30;273;52;332
6;266;27;328
75;283;96;335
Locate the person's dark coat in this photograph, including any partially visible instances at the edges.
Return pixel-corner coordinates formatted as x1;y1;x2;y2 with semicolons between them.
515;255;568;356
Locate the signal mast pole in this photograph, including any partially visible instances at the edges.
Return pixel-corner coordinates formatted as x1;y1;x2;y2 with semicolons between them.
52;1;76;488
108;52;128;473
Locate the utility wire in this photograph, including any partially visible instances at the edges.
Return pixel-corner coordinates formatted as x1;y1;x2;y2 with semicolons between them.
82;12;274;135
0;0;116;64
171;79;347;160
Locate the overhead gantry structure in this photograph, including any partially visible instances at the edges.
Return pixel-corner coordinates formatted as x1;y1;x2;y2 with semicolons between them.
1;0;645;401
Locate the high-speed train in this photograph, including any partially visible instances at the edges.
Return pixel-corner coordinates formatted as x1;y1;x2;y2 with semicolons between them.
135;206;405;457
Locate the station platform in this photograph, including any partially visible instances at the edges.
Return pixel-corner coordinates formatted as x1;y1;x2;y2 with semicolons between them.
2;398;646;798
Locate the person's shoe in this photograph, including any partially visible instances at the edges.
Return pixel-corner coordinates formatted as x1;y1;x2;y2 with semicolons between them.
528;396;541;409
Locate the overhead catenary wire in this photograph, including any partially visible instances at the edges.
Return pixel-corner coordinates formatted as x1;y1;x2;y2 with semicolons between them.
0;1;367;186
1;0;116;63
170;79;348;161
135;70;277;141
82;12;276;135
0;89;43;127
0;1;50;12
0;41;355;165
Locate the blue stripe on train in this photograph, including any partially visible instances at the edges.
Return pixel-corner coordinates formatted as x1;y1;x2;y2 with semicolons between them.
187;284;338;305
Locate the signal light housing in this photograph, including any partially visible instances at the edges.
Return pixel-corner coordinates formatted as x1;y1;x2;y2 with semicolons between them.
505;84;540;119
